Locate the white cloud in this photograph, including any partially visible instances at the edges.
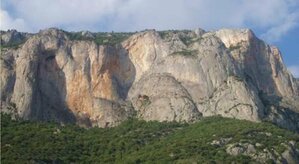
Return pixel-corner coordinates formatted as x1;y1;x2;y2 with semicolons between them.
288;65;299;78
5;0;124;32
0;9;29;31
261;11;299;42
1;0;299;42
110;0;296;31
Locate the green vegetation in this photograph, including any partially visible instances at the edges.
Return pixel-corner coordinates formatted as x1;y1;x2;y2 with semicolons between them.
158;30;188;40
179;35;194;46
158;30;202;46
231;75;244;82
65;31;134;45
228;45;242;51
0;40;27;52
228;41;247;51
1;114;298;163
170;49;198;57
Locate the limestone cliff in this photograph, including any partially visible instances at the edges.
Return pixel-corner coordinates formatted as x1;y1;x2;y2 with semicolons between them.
1;28;298;131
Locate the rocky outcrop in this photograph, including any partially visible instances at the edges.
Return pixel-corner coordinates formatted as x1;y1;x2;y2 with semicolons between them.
226;141;299;163
129;73;201;122
1;28;298;130
215;29;298;98
1;29;32;46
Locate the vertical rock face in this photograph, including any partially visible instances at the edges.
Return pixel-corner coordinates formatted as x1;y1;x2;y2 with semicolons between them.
1;29;135;127
215;29;298;98
1;28;298;131
215;29;299;131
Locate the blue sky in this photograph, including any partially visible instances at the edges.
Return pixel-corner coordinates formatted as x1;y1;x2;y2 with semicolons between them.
1;0;298;77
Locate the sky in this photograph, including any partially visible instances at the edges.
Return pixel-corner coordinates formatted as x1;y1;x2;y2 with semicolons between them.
1;0;298;77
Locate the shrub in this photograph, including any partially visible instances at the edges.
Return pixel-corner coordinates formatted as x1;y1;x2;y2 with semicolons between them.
170;49;197;57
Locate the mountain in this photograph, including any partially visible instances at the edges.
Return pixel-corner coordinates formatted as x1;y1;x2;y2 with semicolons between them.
1;28;298;131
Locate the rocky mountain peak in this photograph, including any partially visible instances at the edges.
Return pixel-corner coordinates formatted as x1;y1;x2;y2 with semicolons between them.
194;28;206;36
1;28;298;131
215;28;255;48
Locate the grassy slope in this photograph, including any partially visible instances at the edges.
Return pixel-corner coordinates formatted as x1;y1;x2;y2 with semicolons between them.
1;114;299;163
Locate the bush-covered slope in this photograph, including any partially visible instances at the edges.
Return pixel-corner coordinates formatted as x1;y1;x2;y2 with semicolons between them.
1;114;299;163
64;31;134;45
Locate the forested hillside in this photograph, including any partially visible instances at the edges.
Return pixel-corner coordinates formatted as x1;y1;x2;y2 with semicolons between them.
1;114;298;163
